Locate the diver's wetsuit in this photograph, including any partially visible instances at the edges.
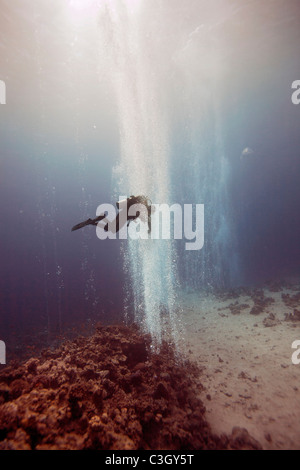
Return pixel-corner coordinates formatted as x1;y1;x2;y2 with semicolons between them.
126;195;152;233
104;195;152;233
104;211;140;232
72;195;152;233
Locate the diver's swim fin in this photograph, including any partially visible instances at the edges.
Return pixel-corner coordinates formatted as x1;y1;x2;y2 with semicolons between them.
71;220;91;231
71;214;106;232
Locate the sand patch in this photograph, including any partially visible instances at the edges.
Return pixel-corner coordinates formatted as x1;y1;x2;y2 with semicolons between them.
179;283;300;450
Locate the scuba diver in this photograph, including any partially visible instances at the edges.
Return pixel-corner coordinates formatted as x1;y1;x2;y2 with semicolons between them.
71;195;152;234
112;195;152;233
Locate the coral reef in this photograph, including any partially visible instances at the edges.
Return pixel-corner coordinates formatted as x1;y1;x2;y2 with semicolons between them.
249;290;275;315
282;292;300;309
0;324;261;450
263;313;281;328
284;309;300;322
225;302;250;315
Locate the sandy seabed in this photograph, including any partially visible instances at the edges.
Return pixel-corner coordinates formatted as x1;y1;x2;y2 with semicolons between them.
178;281;300;450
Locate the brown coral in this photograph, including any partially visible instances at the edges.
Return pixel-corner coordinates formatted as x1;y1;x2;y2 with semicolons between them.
0;324;261;450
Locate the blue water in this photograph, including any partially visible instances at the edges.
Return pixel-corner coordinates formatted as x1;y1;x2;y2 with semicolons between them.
0;0;299;356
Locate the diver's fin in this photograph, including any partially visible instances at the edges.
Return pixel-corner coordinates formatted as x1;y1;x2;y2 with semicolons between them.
71;219;92;231
71;214;106;232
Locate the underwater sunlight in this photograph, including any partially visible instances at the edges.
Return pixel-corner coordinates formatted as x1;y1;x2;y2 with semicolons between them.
0;0;300;452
